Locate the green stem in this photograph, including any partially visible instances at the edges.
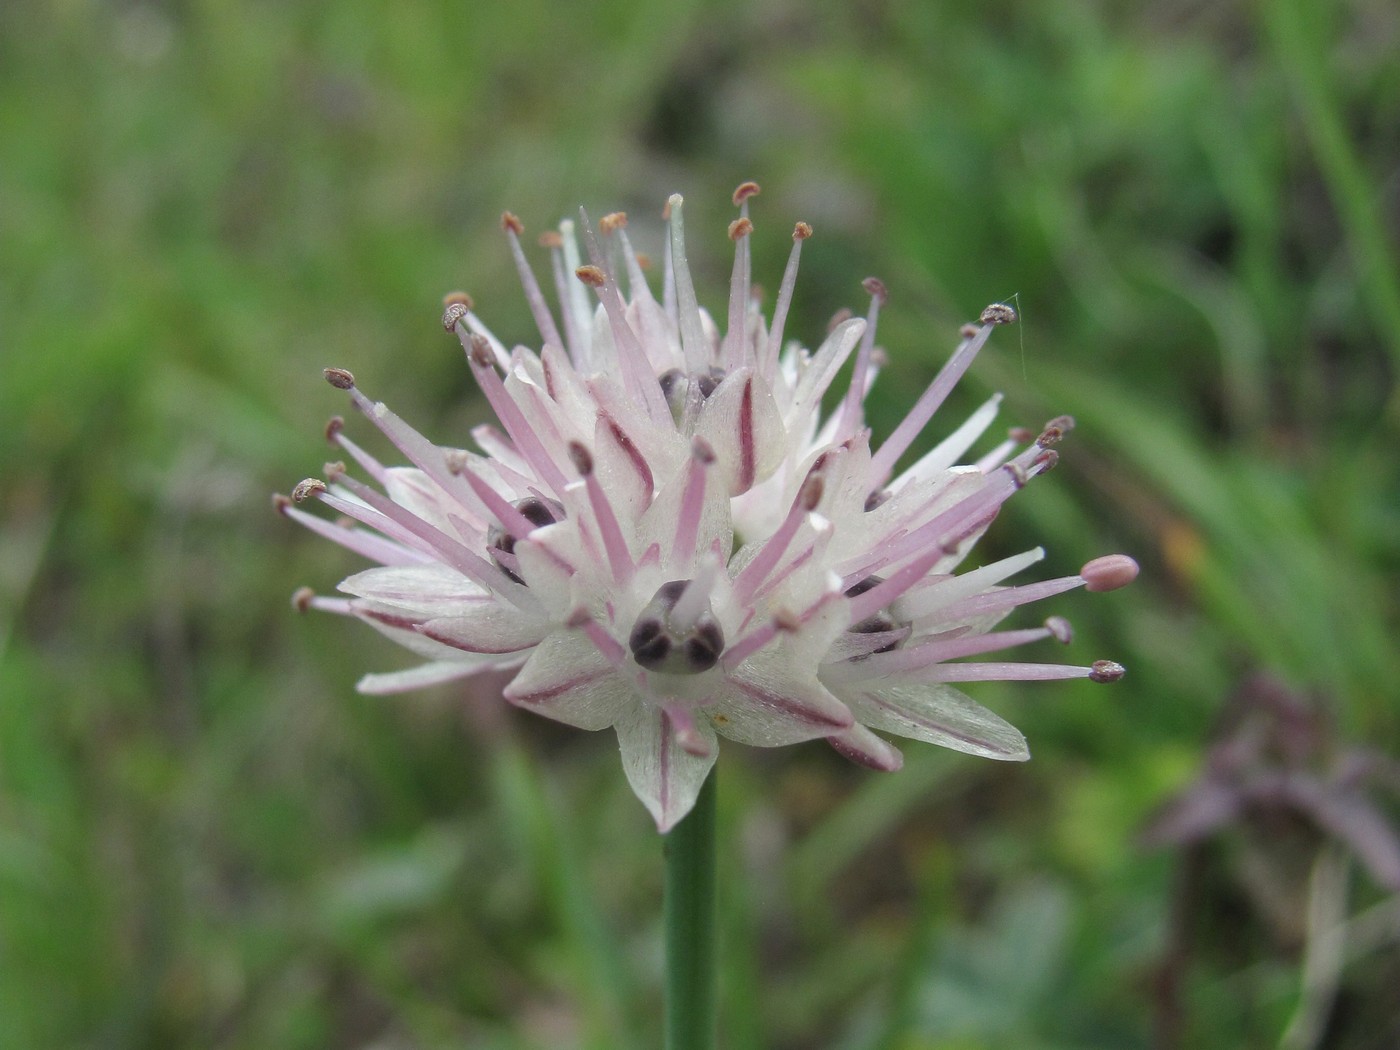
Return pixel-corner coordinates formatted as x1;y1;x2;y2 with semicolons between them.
664;769;718;1050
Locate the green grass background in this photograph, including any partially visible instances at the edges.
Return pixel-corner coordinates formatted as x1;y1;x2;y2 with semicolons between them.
2;0;1398;1046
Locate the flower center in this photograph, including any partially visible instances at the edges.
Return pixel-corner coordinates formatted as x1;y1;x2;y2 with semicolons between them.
628;580;725;674
658;367;728;422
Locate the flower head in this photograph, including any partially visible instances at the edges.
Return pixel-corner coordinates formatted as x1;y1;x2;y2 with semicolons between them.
281;186;1136;830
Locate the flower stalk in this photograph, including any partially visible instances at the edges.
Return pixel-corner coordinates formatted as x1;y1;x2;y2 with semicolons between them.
664;768;717;1050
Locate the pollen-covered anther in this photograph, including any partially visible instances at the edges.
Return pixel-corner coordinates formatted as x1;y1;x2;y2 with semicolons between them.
323;367;356;390
291;587;316;613
1044;616;1073;644
1081;554;1140;592
324;416;345;443
468;334;495;368
1089;660;1127;683
862;277;889;304
1038;415;1075;446
732;180;761;205
291;478;327;503
628;581;725;675
442;290;475;310
728;218;753;242
979;302;1018;326
322;460;347;482
793;221;812;240
598;211;627;234
500;211;524;234
443;449;469;474
567;441;594;476
574;265;606;287
442;302;470;332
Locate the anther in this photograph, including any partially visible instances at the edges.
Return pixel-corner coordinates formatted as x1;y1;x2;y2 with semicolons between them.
979;302;1018;326
291;478;327;502
568;441;594;476
827;307;853;333
538;231;563;249
442;290;475;310
728;218;753;242
272;493;292;514
324;416;345;443
1003;461;1029;488
1044;616;1073;644
323;367;355;390
862;277;888;304
732;181;761;206
864;489;891;512
1009;426;1034;444
574;265;606;287
292;587;315;613
323;460;346;481
468;334;494;368
628;580;725;674
598;211;627;233
960;323;980;339
793;221;812;240
1034;449;1059;472
798;473;825;510
1081;554;1140;592
500;211;524;234
442;302;470;332
489;496;565;583
443;449;469;474
1089;660;1126;683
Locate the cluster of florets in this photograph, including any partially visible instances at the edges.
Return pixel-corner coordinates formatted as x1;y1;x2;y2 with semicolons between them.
279;183;1137;830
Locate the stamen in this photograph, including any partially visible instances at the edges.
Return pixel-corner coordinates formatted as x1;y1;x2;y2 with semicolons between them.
671;437;714;568
664;705;713;756
835;277;887;441
570;441;634;585
667;194;711;371
1081;554;1139;592
559;219;595;369
764;222;811;372
502;211;565;348
725;216;753;368
731;471;823;605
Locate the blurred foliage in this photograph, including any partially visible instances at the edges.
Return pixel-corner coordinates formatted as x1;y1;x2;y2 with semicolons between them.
2;0;1399;1047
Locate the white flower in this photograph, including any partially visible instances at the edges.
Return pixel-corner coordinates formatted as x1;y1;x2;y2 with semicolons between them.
280;185;1137;831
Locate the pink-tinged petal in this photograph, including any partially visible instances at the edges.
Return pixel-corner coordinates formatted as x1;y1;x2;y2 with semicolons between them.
356;660;501;695
511;532;578;613
615;704;718;832
846;682;1029;761
827;725;904;771
694;369;786;495
338;565;492;614
418;607;547;654
503;631;633;731
707;659;853;747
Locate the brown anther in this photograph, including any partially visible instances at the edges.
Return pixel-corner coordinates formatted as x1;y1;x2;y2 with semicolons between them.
272;493;292;514
568;441;594;476
862;277;888;305
691;436;717;464
773;609;801;633
1034;449;1060;472
827;307;853;333
732;181;761;206
1036;425;1066;448
960;323;980;339
291;478;327;503
635;252;652;270
468;334;495;368
1089;660;1126;683
1003;461;1028;488
598;211;628;233
500;211;524;235
444;449;470;474
291;587;315;613
1044;616;1073;644
442;290;475;310
979;302;1018;326
538;231;564;249
1009;426;1034;444
1045;414;1075;434
793;221;812;240
323;367;355;390
442;302;470;332
728;217;753;242
324;416;345;443
322;460;346;481
1081;554;1140;593
798;473;825;511
574;265;606;287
